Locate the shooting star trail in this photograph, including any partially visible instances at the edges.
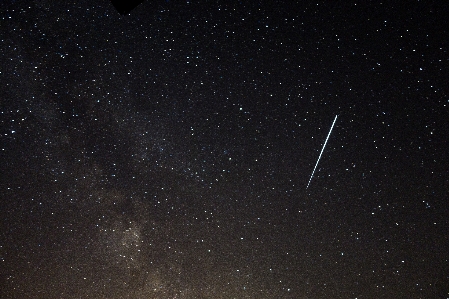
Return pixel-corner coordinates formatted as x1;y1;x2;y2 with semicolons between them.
307;115;338;189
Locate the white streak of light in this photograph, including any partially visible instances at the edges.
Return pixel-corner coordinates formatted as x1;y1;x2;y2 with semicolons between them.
306;115;338;189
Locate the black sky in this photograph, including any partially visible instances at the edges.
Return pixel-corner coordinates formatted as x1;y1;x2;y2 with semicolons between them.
1;1;448;298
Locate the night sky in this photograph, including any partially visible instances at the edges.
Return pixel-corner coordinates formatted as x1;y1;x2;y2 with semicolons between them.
1;1;448;298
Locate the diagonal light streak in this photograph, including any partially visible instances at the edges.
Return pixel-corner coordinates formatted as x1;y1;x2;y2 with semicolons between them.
307;115;338;189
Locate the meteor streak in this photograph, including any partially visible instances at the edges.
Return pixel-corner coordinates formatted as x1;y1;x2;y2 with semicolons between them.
306;115;338;189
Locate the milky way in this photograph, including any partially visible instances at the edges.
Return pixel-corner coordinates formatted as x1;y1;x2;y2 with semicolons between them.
1;1;448;298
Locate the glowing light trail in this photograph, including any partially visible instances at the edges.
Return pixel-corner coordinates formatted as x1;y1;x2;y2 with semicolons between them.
306;115;338;189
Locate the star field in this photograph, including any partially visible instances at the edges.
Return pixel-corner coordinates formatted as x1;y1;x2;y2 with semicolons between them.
1;1;448;298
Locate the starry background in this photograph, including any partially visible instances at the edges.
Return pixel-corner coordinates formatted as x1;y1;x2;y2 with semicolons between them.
1;1;448;298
